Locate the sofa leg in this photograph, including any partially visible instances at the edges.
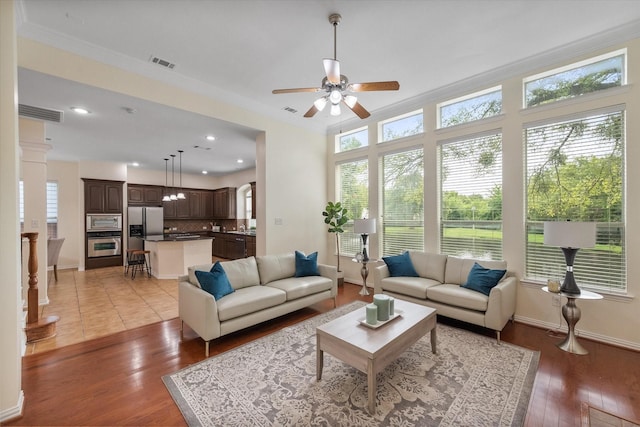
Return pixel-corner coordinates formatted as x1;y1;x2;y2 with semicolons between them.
333;296;337;308
205;341;210;358
496;331;501;344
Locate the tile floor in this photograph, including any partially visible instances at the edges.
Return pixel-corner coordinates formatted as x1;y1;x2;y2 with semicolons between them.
27;266;179;355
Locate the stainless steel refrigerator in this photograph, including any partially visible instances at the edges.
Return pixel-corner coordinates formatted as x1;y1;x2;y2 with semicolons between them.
127;206;164;250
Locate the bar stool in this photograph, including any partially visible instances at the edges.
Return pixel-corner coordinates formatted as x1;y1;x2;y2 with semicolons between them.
124;249;139;277
126;250;151;279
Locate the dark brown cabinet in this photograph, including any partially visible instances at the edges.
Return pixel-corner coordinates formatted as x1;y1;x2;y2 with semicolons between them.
201;190;214;219
127;184;163;206
246;235;256;257
187;191;202;218
163;198;176;219
83;179;123;214
211;234;225;258
213;187;236;219
250;181;256;220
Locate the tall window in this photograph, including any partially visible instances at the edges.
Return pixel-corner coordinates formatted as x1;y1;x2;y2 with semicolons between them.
524;51;625;108
380;147;424;256
337;159;368;255
525;109;625;292
20;181;59;238
439;133;502;259
379;110;424;143
438;87;502;128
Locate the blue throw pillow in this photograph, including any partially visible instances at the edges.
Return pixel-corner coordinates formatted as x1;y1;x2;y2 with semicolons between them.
195;262;234;300
382;251;419;277
462;262;507;296
295;251;320;277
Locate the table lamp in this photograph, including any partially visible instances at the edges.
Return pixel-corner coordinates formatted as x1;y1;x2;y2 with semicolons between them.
354;218;376;261
543;221;596;295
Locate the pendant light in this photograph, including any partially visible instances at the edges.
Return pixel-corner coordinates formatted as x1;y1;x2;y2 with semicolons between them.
177;150;186;199
162;158;171;202
169;154;177;201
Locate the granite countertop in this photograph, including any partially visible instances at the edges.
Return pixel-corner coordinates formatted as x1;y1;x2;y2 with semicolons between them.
144;234;213;242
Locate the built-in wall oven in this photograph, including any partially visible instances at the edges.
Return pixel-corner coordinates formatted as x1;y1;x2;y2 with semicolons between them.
87;231;122;258
86;214;122;258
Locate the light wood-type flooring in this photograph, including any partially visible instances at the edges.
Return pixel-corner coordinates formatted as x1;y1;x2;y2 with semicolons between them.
8;268;640;426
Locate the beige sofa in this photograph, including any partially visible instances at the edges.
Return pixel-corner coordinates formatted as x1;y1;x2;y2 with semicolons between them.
373;251;517;342
179;253;337;356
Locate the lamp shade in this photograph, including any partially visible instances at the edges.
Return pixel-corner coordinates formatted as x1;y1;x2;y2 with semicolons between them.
354;218;376;234
543;221;596;248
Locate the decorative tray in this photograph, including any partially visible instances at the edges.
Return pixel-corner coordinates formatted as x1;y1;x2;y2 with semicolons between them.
359;309;403;329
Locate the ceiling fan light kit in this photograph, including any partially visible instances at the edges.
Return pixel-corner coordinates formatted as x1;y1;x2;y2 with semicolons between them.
272;13;399;119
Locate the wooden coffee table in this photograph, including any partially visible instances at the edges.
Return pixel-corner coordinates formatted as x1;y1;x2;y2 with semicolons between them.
316;299;437;413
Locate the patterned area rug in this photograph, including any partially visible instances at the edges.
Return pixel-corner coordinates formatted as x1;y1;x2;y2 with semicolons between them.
163;301;539;426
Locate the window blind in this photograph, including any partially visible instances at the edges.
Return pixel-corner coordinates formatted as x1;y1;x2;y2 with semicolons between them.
379;147;424;256
439;133;502;260
337;159;368;256
525;110;625;292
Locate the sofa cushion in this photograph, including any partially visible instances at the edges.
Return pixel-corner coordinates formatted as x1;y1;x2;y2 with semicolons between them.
462;262;507;296
188;263;214;288
444;257;508;286
294;251;320;277
427;284;489;312
216;286;287;322
379;276;441;299
267;276;333;300
409;251;447;283
382;252;419;277
257;253;296;284
220;256;261;290
195;262;234;300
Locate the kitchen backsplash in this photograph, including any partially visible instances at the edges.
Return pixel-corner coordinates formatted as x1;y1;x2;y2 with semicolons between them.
163;219;248;233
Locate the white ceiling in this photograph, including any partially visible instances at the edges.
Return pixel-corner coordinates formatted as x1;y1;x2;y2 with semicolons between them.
15;0;640;176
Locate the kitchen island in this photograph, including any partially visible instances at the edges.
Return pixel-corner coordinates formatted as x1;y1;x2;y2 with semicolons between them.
143;235;212;279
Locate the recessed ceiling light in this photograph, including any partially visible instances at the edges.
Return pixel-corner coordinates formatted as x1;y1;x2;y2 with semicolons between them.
202;170;208;175
70;107;90;114
132;162;140;167
237;159;244;164
206;135;215;141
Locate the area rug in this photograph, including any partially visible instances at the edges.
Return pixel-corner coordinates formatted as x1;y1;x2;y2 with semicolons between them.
163;301;539;426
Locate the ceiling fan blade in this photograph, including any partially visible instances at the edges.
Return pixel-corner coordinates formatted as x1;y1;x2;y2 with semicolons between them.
348;81;400;92
344;100;371;119
303;104;319;118
323;59;341;84
272;87;323;94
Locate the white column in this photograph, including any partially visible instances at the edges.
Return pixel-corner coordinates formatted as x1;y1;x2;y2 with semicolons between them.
0;0;24;422
20;118;52;305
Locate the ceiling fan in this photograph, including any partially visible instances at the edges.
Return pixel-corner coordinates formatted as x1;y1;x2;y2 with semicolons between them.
272;13;399;119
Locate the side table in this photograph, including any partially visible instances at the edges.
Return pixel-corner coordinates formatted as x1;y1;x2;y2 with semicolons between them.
542;286;602;355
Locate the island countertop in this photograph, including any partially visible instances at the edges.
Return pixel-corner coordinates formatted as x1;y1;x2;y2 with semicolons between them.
144;234;212;242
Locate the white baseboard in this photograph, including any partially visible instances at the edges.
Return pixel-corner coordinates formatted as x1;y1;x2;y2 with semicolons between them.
0;391;24;423
514;314;640;352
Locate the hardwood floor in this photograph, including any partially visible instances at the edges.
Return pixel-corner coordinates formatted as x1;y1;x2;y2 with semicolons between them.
7;278;640;426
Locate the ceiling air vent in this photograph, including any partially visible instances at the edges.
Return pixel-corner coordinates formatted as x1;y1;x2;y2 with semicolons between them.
18;104;63;123
193;145;211;151
283;106;298;114
150;55;175;69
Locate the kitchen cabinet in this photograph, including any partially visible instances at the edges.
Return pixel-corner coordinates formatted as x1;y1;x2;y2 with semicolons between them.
163;198;176;219
225;234;246;260
250;181;256;220
83;179;123;214
176;194;190;218
246;235;256;257
127;184;163;206
201;190;214;219
213;187;236;219
188;190;202;218
211;234;225;258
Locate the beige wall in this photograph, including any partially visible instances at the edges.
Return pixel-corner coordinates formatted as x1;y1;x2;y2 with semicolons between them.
328;38;640;350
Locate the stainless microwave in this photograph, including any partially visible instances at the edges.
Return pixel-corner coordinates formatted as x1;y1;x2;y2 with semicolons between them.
86;214;122;232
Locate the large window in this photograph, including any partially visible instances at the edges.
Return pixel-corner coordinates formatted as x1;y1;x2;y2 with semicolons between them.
525;109;625;292
438;87;502;128
524;51;625;108
336;159;369;256
379;147;424;256
20;181;59;238
439;133;502;259
379;110;424;143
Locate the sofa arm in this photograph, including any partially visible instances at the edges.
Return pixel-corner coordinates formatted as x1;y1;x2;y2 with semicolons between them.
373;264;390;294
484;275;518;331
178;281;221;342
317;263;338;297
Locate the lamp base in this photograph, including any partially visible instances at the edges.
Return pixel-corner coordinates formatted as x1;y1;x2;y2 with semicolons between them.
560;247;581;295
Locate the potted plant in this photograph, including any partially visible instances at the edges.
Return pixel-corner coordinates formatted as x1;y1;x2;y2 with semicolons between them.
322;201;350;285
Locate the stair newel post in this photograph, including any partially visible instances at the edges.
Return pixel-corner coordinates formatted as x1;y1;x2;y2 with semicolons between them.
22;232;39;324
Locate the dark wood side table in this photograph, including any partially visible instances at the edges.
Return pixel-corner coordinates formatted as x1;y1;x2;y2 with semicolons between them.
542;286;603;355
